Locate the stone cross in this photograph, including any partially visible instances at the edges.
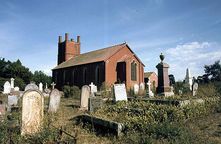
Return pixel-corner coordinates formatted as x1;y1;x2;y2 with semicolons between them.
10;78;15;89
3;81;11;94
147;81;154;97
51;82;56;90
48;89;61;113
21;90;44;135
80;85;90;110
89;82;97;95
39;82;43;92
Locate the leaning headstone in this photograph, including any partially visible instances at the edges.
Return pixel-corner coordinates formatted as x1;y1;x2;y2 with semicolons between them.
48;89;61;113
147;81;154;97
14;87;20;91
25;83;38;91
114;84;127;101
192;82;199;96
39;82;43;92
89;82;97;95
3;81;11;94
80;85;90;110
10;78;15;89
133;84;139;95
21;90;44;135
8;95;18;112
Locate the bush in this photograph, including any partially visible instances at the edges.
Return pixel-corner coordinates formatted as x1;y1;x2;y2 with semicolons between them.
63;85;81;99
14;77;26;91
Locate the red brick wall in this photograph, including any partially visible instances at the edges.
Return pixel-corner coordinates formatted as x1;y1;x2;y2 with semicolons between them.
105;46;144;90
149;73;158;89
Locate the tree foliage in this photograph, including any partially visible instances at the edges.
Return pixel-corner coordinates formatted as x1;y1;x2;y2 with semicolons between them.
0;58;51;90
204;60;221;82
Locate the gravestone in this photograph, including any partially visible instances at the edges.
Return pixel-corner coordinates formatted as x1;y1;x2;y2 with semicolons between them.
14;87;19;91
133;84;139;95
139;83;145;91
48;89;61;113
0;101;6;122
25;83;38;91
147;81;154;97
39;82;43;92
21;90;44;135
114;84;127;101
89;97;104;112
3;81;11;94
80;85;90;110
44;83;51;94
51;82;56;90
89;82;97;96
192;82;198;96
10;78;15;89
8;95;18;112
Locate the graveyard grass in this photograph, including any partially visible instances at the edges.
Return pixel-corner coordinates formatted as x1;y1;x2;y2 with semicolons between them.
1;83;221;143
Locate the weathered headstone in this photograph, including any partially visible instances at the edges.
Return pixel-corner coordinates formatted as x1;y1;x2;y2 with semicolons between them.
25;83;38;91
3;81;11;94
48;89;61;113
192;82;198;96
39;82;43;92
51;82;56;90
89;97;104;112
89;82;97;95
14;87;20;91
114;84;127;101
139;83;145;91
8;95;18;112
21;90;44;135
147;81;154;97
80;85;90;110
133;84;139;95
10;78;15;89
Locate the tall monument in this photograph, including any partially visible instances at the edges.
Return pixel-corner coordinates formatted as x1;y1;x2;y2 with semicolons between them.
184;68;193;91
156;53;174;97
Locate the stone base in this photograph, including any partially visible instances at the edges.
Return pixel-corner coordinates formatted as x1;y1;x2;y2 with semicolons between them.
158;91;174;97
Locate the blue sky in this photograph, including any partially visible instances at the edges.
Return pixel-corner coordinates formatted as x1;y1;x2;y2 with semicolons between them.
0;0;221;80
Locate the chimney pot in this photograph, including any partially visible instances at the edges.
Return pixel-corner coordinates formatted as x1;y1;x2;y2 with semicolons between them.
65;33;69;41
77;36;80;43
58;36;62;43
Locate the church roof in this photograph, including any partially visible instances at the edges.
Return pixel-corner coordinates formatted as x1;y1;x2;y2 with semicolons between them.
53;43;144;70
144;72;156;78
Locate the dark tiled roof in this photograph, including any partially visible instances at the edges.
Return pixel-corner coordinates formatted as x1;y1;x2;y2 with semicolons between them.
144;72;155;78
53;43;127;70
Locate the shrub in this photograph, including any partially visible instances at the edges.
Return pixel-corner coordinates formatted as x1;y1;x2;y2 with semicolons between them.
63;85;81;99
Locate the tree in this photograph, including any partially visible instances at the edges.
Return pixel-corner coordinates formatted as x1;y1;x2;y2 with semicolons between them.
204;60;221;82
32;71;52;85
169;74;175;86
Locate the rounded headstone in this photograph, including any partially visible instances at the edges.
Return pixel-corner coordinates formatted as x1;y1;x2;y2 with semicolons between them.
25;83;38;91
48;89;61;113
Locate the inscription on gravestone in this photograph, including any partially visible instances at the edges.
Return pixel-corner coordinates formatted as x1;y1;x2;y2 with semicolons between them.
114;84;127;101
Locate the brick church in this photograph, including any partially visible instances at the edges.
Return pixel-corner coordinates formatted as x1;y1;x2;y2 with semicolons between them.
52;33;144;90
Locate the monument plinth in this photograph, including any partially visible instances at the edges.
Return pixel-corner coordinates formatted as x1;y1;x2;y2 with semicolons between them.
156;53;174;97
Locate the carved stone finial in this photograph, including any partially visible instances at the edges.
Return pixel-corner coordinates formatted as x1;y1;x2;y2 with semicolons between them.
160;53;164;62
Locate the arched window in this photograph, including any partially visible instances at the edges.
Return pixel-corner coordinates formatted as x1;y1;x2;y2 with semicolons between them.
83;67;87;84
131;61;137;81
95;66;100;84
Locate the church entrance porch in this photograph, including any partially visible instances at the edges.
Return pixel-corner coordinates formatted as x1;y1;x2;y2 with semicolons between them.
116;62;126;84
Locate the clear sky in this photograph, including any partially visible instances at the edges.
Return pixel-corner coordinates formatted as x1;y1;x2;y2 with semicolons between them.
0;0;221;80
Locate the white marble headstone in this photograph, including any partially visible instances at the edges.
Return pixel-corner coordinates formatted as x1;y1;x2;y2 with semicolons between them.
14;87;20;91
21;90;44;135
39;83;43;92
80;85;90;110
133;84;139;95
10;78;15;89
192;82;198;96
114;84;127;101
48;89;61;113
89;82;97;94
25;83;38;91
3;81;11;94
139;83;145;91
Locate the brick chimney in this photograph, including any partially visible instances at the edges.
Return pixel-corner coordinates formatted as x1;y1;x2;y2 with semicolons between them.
57;33;81;65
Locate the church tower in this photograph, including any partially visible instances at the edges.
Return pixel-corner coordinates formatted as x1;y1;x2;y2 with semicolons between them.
57;33;81;65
